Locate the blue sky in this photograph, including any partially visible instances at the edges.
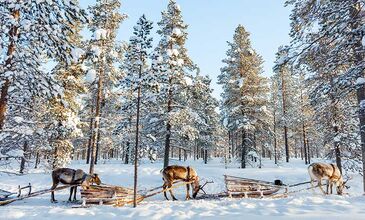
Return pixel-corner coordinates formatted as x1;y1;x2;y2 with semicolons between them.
80;0;292;99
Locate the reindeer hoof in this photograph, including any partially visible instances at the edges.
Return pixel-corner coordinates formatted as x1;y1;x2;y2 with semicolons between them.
51;200;58;203
173;198;178;201
185;197;191;200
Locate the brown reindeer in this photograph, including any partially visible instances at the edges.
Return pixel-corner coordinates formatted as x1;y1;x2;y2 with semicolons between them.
51;168;101;203
308;162;347;195
161;165;200;201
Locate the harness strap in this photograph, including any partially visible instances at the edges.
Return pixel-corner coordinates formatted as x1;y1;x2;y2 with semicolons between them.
186;166;190;182
330;164;336;179
71;170;76;182
73;173;87;183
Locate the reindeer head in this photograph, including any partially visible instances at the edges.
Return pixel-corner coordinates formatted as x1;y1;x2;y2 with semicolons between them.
192;176;200;199
336;177;351;195
91;173;101;185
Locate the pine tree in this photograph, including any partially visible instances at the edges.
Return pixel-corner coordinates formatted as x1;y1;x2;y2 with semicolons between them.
152;0;196;168
119;14;153;207
218;25;270;168
0;1;86;172
286;0;364;179
85;0;126;174
0;1;87;130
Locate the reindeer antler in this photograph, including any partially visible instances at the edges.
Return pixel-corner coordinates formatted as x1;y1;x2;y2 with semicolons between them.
198;180;214;195
343;176;353;189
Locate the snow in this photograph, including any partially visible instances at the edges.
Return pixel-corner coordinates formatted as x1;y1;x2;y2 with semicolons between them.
85;69;97;83
94;29;108;40
175;4;181;12
0;159;364;220
356;77;365;86
13;116;23;123
185;76;193;86
146;134;156;142
362;35;365;47
91;46;102;57
71;48;84;63
172;28;182;37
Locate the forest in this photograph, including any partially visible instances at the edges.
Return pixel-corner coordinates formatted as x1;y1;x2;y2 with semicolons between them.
1;0;365;219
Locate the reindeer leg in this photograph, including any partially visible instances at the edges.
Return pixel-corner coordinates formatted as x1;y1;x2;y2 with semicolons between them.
326;180;330;195
50;181;59;203
68;187;73;202
168;183;178;201
163;183;169;201
73;186;77;201
330;182;333;194
318;180;326;195
185;182;191;200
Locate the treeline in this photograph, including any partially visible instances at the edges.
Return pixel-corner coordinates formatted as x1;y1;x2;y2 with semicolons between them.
0;0;226;173
218;1;365;178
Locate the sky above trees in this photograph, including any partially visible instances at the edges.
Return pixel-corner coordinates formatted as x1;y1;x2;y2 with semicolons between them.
80;0;291;99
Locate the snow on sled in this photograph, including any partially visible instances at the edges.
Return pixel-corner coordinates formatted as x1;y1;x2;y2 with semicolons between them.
80;184;144;206
224;175;286;198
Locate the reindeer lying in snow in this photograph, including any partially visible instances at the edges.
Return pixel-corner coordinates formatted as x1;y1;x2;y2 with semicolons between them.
161;165;200;200
51;168;101;203
308;162;348;195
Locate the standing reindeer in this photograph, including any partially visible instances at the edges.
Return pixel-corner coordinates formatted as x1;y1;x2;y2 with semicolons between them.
308;162;347;195
161;165;200;200
51;168;101;203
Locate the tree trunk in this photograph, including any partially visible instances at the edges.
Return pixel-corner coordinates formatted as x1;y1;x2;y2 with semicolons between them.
303;124;308;164
241;130;246;169
34;151;40;169
163;74;173;168
204;149;208;164
306;138;311;164
280;67;290;163
273;112;278;164
0;8;20;130
125;141;130;164
19;141;28;174
95;113;102;165
89;55;104;175
86;105;95;164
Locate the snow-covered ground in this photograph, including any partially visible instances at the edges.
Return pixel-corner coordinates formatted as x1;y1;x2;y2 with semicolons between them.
1;158;365;220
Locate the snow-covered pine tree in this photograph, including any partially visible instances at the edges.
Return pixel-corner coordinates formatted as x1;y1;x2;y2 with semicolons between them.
151;0;196;168
272;46;298;163
218;25;270;168
285;0;364;178
46;20;86;169
0;0;87;130
117;14;153;207
187;74;220;163
84;0;126;174
0;0;86;172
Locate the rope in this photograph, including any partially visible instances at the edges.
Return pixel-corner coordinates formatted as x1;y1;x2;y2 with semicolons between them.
143;180;195;199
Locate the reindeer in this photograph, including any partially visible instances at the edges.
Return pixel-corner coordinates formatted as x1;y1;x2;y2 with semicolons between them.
161;165;200;201
50;168;101;203
308;162;348;195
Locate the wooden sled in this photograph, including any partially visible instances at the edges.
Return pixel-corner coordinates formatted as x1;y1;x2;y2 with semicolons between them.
80;179;211;207
80;184;144;206
224;175;285;198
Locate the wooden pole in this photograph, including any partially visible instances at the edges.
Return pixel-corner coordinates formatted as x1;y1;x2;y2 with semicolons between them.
133;65;143;208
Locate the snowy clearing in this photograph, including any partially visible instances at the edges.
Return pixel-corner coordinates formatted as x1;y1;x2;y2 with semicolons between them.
1;159;364;220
